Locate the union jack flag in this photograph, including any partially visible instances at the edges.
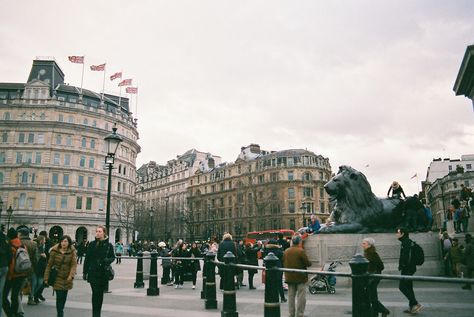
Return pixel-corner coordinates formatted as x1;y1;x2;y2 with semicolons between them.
110;72;122;81
118;78;132;87
126;87;138;94
90;63;106;71
68;56;84;64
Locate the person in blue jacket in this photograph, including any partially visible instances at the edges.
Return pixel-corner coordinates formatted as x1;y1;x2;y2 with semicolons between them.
307;215;321;234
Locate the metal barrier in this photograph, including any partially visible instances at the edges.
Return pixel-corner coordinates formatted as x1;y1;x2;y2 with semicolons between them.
112;252;474;317
209;252;474;317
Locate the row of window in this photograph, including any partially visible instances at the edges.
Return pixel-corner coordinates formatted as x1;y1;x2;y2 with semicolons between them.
11;193;103;211
448;164;473;171
1;131;101;150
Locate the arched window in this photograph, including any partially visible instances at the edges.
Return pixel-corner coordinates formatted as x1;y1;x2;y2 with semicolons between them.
81;138;87;148
21;171;28;183
302;172;313;181
90;139;95;149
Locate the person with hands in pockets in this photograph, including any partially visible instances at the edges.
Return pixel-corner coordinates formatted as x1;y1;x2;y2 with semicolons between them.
83;225;115;317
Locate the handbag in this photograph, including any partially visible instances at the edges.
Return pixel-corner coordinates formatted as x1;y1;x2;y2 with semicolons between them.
48;267;59;287
104;264;115;281
47;252;66;287
104;243;115;281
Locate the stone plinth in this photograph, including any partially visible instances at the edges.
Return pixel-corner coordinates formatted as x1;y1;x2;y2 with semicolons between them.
304;232;442;278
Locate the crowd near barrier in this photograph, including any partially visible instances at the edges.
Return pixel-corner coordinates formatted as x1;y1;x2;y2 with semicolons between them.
114;252;474;317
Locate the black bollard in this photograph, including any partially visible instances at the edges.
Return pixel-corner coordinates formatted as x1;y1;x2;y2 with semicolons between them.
349;254;370;317
205;251;218;309
222;251;238;317
201;258;207;299
263;252;280;317
134;251;145;288
147;250;160;296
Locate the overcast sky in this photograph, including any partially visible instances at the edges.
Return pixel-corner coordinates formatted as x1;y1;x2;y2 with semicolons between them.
1;0;473;197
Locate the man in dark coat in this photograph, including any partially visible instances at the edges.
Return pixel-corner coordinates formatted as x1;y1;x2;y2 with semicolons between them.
263;239;286;302
396;227;422;314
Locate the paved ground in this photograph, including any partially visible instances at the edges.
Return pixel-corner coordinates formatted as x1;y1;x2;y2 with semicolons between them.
19;259;474;317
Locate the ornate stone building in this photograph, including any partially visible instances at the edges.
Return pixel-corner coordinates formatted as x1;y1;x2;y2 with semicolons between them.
0;58;140;243
135;149;221;242
425;168;473;230
187;144;332;241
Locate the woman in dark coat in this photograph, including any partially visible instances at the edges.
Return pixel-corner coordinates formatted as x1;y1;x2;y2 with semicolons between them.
189;242;201;289
44;235;77;317
244;242;260;289
83;226;115;317
362;237;390;317
217;233;237;290
174;243;190;288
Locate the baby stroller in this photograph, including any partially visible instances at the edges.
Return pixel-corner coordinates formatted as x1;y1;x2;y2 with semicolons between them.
308;261;342;294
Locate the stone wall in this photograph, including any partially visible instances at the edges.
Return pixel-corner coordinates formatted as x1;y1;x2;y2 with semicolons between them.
304;232;442;278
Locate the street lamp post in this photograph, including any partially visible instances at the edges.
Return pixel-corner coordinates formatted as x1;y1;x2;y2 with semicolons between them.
0;198;3;227
104;124;123;241
149;207;154;242
164;197;169;243
300;202;308;227
6;206;13;230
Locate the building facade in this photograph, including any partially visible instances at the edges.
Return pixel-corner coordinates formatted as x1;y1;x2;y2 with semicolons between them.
135;149;221;242
0;58;140;243
187;144;332;241
425;170;473;229
425;155;474;183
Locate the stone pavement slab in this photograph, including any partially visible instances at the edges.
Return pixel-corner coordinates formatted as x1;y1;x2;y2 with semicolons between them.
18;259;474;317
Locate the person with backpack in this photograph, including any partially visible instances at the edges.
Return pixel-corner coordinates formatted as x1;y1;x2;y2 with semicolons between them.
396;227;423;315
18;227;39;306
44;235;77;317
2;228;29;317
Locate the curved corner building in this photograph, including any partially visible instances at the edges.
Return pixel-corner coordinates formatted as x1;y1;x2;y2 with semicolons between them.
0;58;140;243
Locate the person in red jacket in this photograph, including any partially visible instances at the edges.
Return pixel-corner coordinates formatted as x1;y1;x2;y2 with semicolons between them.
2;228;28;317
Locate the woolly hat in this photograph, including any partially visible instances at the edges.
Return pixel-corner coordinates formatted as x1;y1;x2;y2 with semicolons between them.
7;227;17;240
17;227;30;236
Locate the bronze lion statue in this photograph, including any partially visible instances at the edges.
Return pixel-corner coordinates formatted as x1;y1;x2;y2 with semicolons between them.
322;165;405;233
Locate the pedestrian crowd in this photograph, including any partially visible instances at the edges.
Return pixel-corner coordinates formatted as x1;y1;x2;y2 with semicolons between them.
0;225;114;317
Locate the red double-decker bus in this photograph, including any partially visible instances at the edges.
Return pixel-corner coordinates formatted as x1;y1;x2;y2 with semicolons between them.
244;229;294;245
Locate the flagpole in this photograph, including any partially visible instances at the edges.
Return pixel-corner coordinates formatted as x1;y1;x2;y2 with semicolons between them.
135;87;139;118
80;56;85;96
118;86;122;108
101;62;106;103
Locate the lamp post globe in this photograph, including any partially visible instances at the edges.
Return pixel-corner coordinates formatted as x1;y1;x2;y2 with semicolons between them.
104;124;123;241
